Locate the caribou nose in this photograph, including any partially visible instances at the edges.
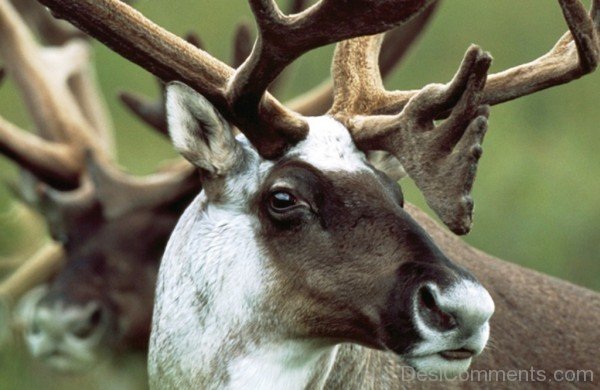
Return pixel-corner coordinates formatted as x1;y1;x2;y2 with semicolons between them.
70;303;106;340
30;300;108;342
416;281;494;337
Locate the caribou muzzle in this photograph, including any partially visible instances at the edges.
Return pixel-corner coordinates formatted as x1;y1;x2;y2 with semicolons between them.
382;256;494;377
17;286;112;372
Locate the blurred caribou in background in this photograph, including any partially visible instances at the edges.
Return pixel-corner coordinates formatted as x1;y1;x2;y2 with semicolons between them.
0;0;198;374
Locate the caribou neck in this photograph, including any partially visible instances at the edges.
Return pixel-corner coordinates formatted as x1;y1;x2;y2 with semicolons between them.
227;340;339;389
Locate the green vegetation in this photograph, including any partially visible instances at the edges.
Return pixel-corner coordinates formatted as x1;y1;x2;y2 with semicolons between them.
0;1;598;388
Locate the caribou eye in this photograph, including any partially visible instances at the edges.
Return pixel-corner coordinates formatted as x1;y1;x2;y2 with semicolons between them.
269;191;298;212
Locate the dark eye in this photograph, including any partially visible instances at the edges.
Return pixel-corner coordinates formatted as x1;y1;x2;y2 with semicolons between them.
269;191;297;212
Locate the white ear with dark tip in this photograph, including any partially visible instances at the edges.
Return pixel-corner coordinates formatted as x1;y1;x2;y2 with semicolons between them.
166;81;242;175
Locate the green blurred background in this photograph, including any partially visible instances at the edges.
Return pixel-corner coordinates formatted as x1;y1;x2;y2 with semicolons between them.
0;0;599;388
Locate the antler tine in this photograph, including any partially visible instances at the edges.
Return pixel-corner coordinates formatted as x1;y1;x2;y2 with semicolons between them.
119;88;168;136
184;32;203;50
0;115;80;188
267;0;313;94
330;35;390;118
288;1;440;116
67;59;116;151
0;242;65;308
331;35;492;234
362;0;600;116
481;0;599;106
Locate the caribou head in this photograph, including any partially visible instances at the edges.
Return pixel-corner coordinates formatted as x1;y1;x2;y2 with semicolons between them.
151;81;494;387
149;0;498;385
14;159;196;371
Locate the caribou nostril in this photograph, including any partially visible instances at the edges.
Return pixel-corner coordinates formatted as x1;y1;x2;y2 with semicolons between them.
30;319;42;335
89;307;103;327
72;306;104;339
418;285;457;332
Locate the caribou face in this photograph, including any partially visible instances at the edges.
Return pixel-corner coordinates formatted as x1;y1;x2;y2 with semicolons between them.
149;83;494;388
17;205;175;371
255;146;494;375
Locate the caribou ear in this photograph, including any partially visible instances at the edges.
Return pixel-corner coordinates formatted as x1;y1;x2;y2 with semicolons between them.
166;82;242;175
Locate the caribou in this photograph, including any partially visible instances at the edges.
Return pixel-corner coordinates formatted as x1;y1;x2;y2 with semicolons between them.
0;0;198;373
0;0;598;388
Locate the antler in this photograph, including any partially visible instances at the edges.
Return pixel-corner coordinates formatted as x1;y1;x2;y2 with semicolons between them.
10;0;114;148
0;242;65;307
38;0;438;158
330;36;491;234
0;0;108;189
338;0;600;117
35;0;600;233
329;0;599;234
0;0;201;315
288;0;440;116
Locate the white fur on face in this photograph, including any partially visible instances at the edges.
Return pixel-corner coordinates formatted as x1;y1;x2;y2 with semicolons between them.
149;193;269;389
287;116;371;173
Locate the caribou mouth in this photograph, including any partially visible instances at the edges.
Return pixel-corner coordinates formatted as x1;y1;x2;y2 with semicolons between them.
438;348;475;360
